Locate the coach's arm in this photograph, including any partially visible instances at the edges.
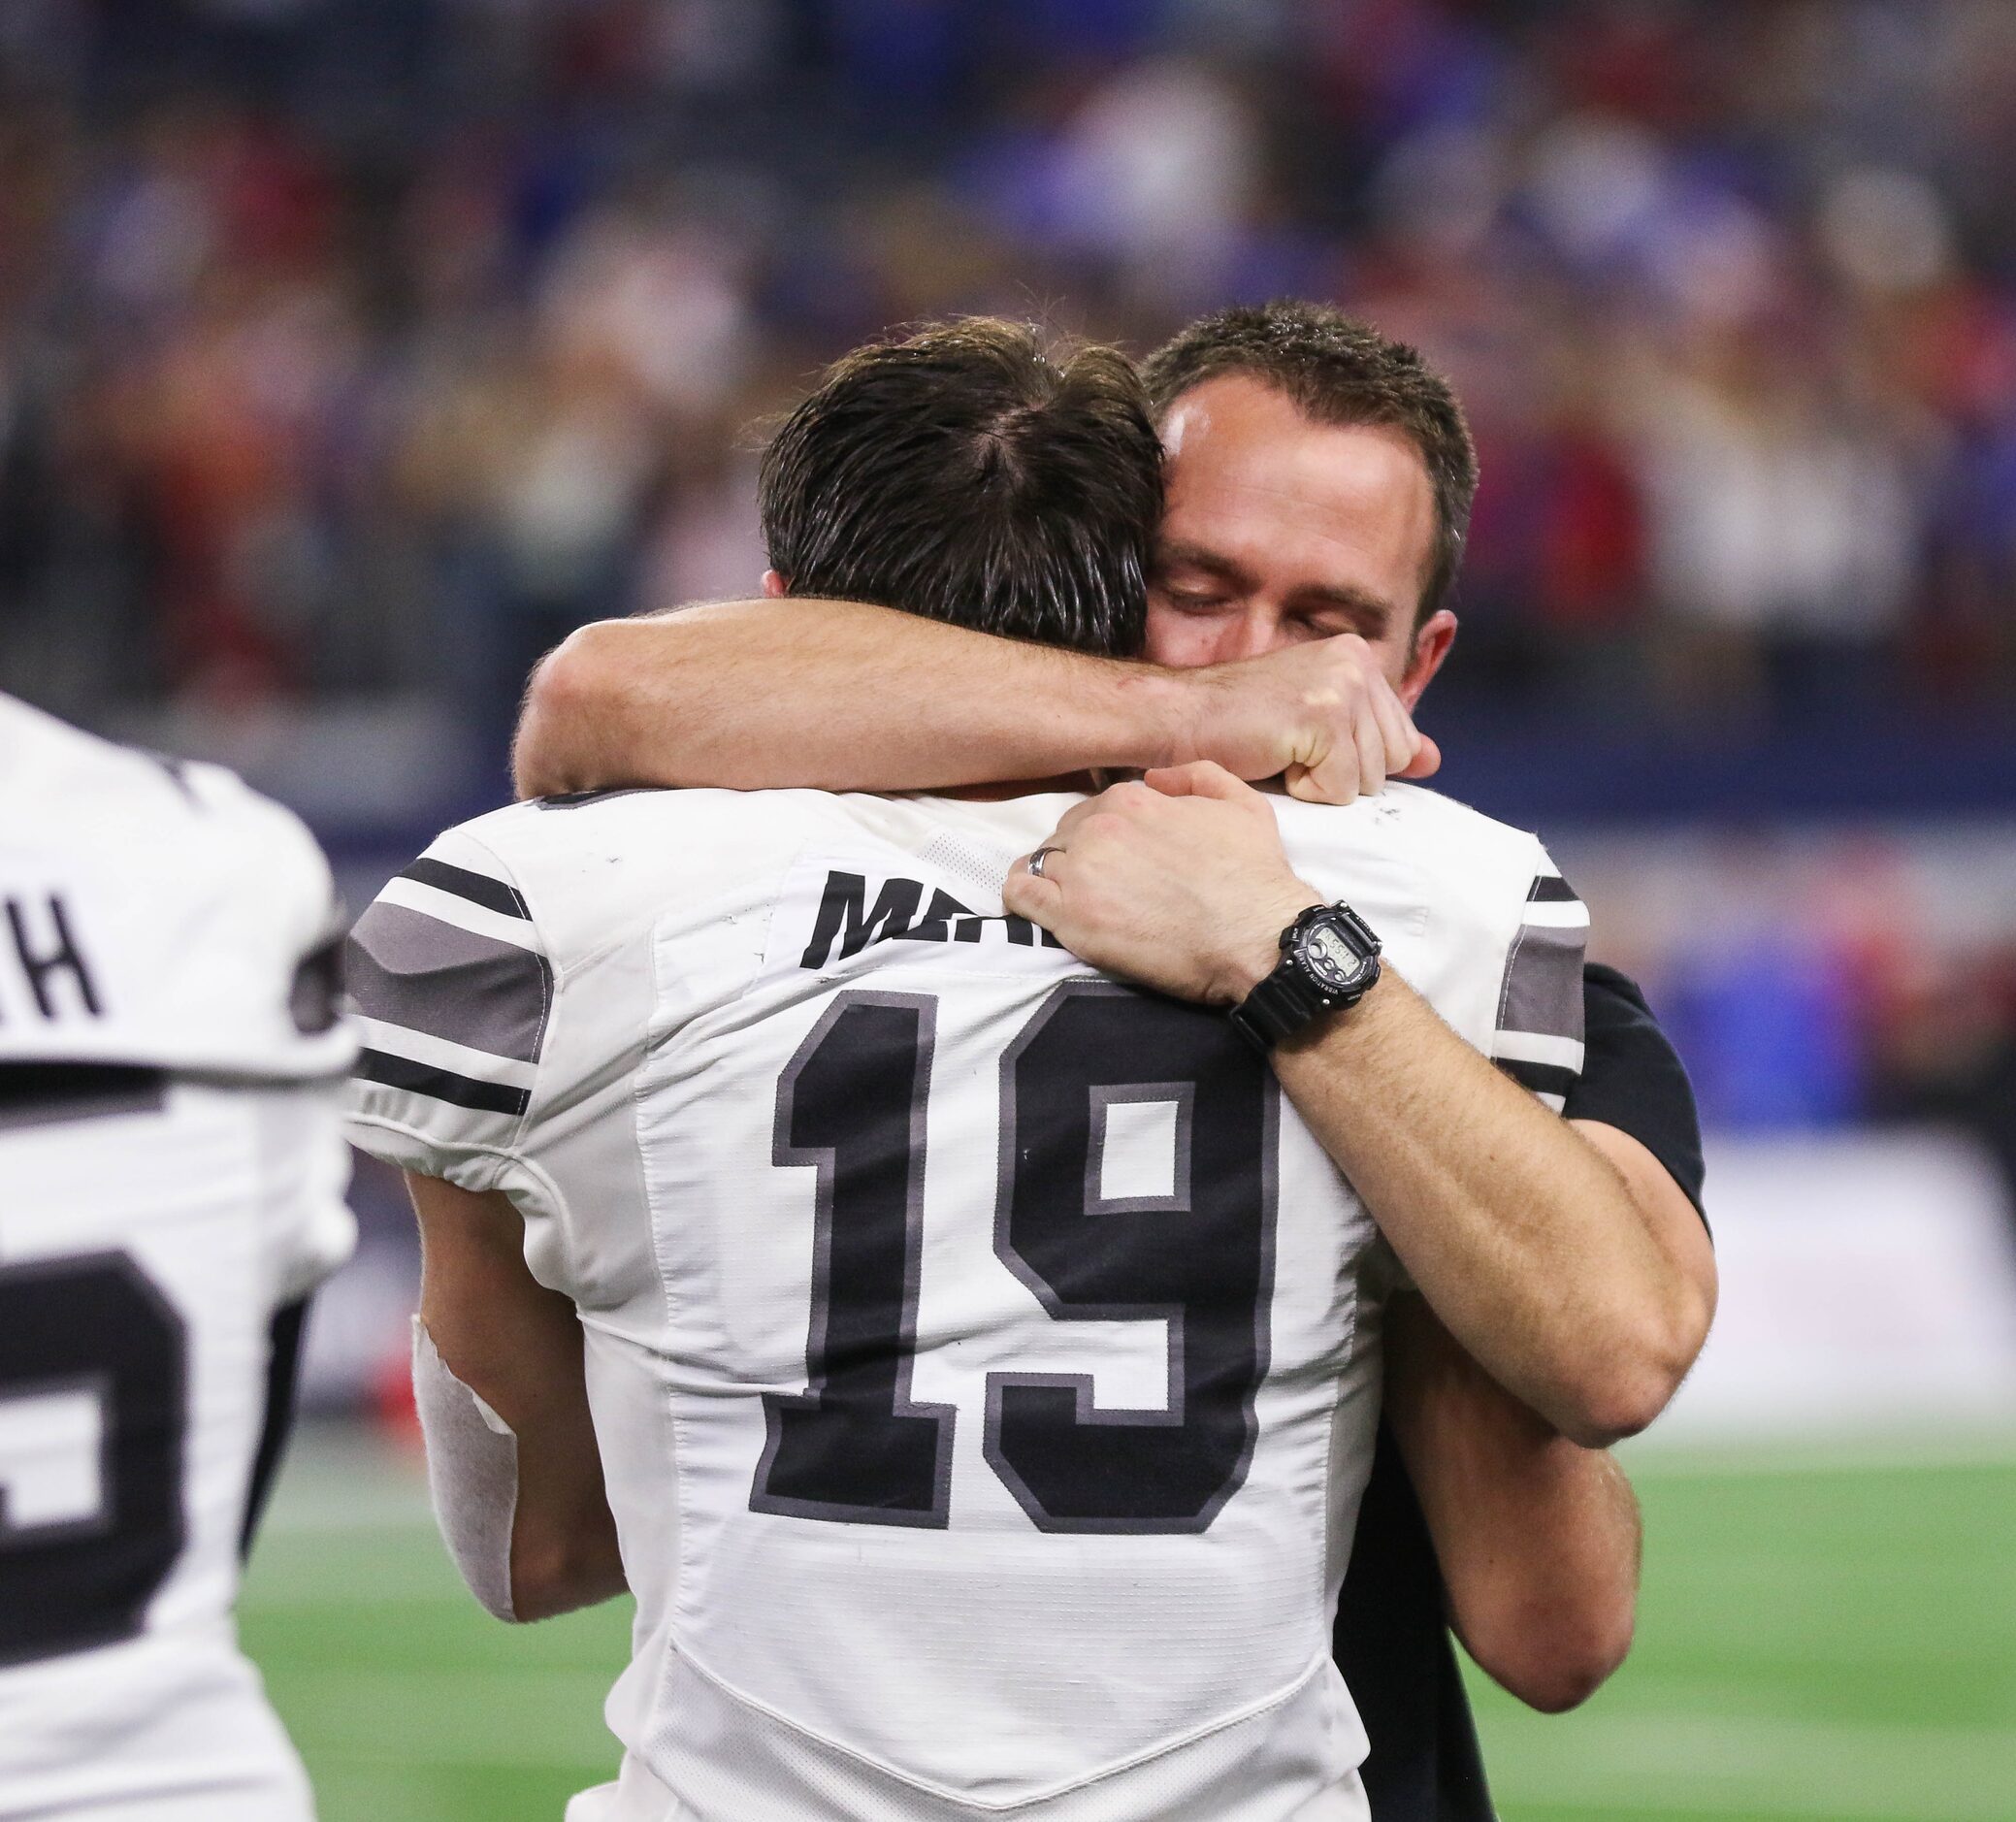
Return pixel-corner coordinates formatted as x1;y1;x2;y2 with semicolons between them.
405;1173;627;1622
515;599;1435;807
1003;765;1717;1449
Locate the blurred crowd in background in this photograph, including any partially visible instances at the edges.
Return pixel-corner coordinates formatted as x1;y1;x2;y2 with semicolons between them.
2;0;2014;1167
8;0;2016;727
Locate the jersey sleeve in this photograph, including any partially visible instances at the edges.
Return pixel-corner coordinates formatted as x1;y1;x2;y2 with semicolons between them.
341;825;554;1193
1485;847;1589;1113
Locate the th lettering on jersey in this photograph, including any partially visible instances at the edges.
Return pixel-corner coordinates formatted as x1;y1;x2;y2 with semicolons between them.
797;868;1066;971
0;894;103;1025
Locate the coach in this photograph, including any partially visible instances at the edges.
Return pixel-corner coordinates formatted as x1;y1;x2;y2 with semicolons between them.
514;301;1714;1820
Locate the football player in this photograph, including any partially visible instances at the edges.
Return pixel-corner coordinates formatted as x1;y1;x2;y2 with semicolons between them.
347;320;1623;1821
0;695;356;1820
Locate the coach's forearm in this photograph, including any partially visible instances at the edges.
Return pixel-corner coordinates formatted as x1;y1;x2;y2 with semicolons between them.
996;766;1708;1438
1272;973;1707;1447
1385;1296;1638;1711
513;601;1181;798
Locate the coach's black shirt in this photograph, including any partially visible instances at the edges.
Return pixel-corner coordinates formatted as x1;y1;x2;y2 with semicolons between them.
1335;962;1707;1821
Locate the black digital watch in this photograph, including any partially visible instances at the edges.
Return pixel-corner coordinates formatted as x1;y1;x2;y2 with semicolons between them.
1228;902;1383;1052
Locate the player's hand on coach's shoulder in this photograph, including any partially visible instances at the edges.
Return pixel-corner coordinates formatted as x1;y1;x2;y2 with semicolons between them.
1170;634;1440;805
1005;763;1317;1006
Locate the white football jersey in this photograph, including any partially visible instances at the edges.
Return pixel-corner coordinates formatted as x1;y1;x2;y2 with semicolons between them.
346;782;1584;1822
0;695;357;1821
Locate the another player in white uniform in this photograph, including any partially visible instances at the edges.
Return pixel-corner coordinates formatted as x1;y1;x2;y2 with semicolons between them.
0;695;356;1821
345;322;1586;1821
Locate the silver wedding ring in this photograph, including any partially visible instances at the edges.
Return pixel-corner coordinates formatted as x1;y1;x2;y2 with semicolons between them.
1028;845;1062;880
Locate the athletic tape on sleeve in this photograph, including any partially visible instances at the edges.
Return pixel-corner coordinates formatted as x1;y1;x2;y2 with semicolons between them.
411;1316;521;1623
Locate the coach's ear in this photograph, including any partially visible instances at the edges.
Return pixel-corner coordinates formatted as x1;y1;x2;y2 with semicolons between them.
762;569;790;598
1398;608;1457;709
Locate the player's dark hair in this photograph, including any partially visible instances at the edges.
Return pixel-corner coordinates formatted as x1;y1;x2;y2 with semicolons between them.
760;318;1161;658
1144;301;1478;624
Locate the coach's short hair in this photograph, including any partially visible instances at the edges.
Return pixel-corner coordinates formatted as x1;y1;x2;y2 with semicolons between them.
1144;301;1478;624
760;318;1161;658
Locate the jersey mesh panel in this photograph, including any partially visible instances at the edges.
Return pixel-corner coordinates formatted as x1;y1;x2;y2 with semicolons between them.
917;833;1024;900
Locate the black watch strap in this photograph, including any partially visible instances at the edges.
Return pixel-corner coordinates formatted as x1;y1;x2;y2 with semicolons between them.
1229;902;1382;1053
1228;966;1335;1051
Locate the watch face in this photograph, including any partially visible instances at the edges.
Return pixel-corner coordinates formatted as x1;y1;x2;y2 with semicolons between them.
1299;921;1365;992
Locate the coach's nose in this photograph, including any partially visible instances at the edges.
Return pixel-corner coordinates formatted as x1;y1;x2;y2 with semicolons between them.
1209;603;1290;662
1147;602;1284;668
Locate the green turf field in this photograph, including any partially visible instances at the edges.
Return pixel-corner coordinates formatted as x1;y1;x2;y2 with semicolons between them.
241;1428;2016;1822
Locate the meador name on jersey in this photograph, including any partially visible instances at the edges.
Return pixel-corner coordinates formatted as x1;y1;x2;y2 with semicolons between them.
798;868;1067;968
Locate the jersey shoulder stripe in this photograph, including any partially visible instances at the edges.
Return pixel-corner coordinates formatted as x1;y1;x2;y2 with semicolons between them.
1490;863;1589;1110
346;902;551;1064
343;823;554;1181
399;855;533;921
1497;870;1587;1038
1494;1056;1581;1100
354;1045;532;1117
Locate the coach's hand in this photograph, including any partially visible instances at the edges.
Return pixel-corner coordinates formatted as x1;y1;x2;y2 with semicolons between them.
1006;763;1319;1006
1172;634;1439;805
